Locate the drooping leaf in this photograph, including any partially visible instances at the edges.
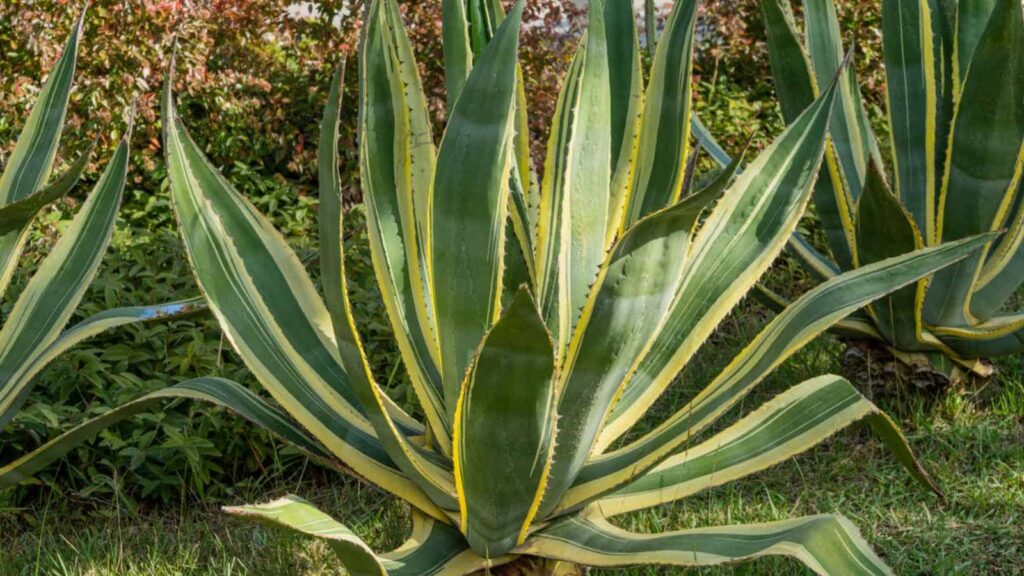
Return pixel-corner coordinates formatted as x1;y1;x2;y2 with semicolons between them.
523;510;894;576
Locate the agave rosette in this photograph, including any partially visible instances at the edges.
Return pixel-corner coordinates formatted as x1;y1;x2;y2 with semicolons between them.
756;0;1024;379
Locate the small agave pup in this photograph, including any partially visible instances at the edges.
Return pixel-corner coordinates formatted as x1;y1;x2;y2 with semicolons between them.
0;9;200;484
756;0;1024;381
2;0;992;573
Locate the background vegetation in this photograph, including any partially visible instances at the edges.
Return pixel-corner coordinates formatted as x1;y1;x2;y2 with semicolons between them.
0;1;1019;574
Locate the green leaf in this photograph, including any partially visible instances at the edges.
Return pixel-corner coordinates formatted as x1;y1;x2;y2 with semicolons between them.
595;375;938;516
163;75;442;519
522;510;894;576
761;0;856;270
566;232;991;511
441;0;473;109
535;0;616;352
624;0;700;224
882;0;941;237
0;130;128;431
0;137;95;235
597;73;841;450
331;49;458;509
431;0;524;421
604;0;644;245
0;10;85;297
0;378;333;487
928;0;1024;325
360;0;447;446
454;288;555;557
803;0;882;201
541;168;732;519
855;163;928;351
225;495;390;576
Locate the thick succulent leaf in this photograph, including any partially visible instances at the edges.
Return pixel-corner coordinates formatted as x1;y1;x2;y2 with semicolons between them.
928;0;1024;326
594;375;938;517
535;0;615;352
522;510;893;576
441;0;473;110
225;495;391;576
0;137;95;236
0;377;333;487
539;184;721;521
432;1;523;420
596;75;840;450
761;0;856;270
326;60;458;509
882;0;941;238
803;0;882;201
567;233;991;510
384;509;506;576
855;164;928;351
360;0;448;446
0;11;85;297
0;131;127;431
453;288;555;557
975;178;1024;317
227;497;504;576
954;0;1000;83
937;314;1024;357
163;79;441;518
603;0;644;248
623;0;700;224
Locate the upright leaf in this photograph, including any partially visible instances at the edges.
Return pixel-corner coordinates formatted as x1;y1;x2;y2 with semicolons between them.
761;0;856;270
0;130;128;430
360;0;449;450
882;0;941;239
453;289;555;557
928;0;1024;325
432;0;524;421
0;11;84;297
855;164;928;352
623;0;700;224
535;0;615;353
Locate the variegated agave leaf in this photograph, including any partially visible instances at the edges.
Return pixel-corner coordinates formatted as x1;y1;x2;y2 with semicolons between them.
6;2;992;575
758;0;1024;377
0;9;208;479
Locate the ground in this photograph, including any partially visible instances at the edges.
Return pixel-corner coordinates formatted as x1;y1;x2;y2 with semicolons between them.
1;299;1022;575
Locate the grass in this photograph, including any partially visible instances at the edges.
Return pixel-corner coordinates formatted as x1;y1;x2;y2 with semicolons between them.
1;295;1022;575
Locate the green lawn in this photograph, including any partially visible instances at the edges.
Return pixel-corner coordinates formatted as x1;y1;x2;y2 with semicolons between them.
2;298;1022;575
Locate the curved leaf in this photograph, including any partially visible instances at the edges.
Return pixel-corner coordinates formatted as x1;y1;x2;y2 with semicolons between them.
594;375;938;517
0;377;334;487
568;232;990;510
0;10;85;297
0;130;128;430
522;510;893;576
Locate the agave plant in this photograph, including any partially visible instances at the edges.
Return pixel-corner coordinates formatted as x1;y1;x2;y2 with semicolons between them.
753;0;1024;380
1;0;992;573
0;10;210;482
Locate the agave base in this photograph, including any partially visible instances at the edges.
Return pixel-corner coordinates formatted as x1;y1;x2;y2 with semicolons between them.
841;339;992;391
473;558;584;576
